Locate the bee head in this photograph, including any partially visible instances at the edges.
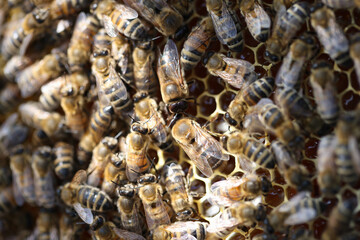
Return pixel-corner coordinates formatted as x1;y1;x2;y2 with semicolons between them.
32;8;49;24
93;50;109;58
224;112;238;127
138;174;156;185
133;92;149;103
131;123;149;135
168;100;188;113
118;187;135;198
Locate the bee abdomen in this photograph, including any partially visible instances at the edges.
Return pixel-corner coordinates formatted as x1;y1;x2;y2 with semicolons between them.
261;104;284;128
243;77;275;106
77;186;113;212
244;140;275;168
335;143;358;184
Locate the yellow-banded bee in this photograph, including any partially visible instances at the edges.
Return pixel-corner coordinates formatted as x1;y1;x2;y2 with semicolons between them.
92;0;150;41
310;61;340;126
265;1;310;62
60;170;114;224
204;52;257;89
321;0;358;9
138;174;171;231
3;55;31;82
16;51;66;98
0;187;18;215
172;118;229;178
350;33;360;86
180;16;215;71
19;101;63;136
34;209;58;240
102;153;127;197
152;221;208;240
53;142;74;181
0;83;21;114
59;208;84;240
123;0;183;36
240;0;271;42
87;101;113;143
49;0;90;20
225;77;275;128
32;146;56;208
206;0;243;52
68;12;100;72
161;159;196;220
311;4;353;68
222;130;276;170
77;132;97;166
111;36;134;86
93;28;112;53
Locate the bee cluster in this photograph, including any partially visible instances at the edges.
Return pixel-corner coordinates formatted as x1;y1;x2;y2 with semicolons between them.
0;0;360;239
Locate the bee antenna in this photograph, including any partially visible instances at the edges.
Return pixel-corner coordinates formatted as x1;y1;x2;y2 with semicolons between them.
147;156;159;176
111;180;121;186
168;113;183;128
128;114;137;124
114;131;123;139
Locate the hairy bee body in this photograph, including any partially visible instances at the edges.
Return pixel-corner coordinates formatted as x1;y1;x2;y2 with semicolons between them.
3;55;32;82
152;221;207;240
49;0;90;19
54;142;74;181
88;102;113;143
0;83;21;114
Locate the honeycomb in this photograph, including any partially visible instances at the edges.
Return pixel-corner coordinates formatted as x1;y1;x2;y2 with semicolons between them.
0;0;360;239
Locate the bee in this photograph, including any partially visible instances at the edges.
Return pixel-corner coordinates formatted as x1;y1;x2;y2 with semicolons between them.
266;192;325;233
206;0;243;51
123;0;183;36
157;39;189;114
16;51;66;98
275;34;318;89
87;137;118;187
240;0;271;42
90;215;146;240
0;113;29;154
265;1;310;62
180;16;215;71
133;42;158;96
91;0;150;41
1;7;50;60
125;131;150;182
221;130;276;170
132;92;173;152
0;187;17;215
350;33;360;86
0;83;21;114
53;142;74;181
49;0;90;19
9;144;36;205
310;4;352;68
0;165;12;189
172;118;229;177
321;0;358;9
208;174;272;206
32;146;56;208
102;153;127;197
30;129;51;149
169;0;193;19
161;159;196;220
152;221;208;240
116;183;142;234
137;174;171;231
59;208;84;240
77;132;97;166
3;55;31;82
34;209;58;240
60;170;114;224
322;199;357;240
271;141;312;191
68;12;100;72
87;101;113;143
310;61;340;126
111;36;134;86
204;52;257;89
93;28;112;53
225;77;275;128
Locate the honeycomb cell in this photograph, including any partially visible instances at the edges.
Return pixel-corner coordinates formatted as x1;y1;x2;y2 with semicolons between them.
219;91;236;111
286;186;297;200
190;179;206;200
322;197;339;218
335;9;352;30
304;138;319;159
235;46;255;63
335;71;350;94
350;70;360;91
188;78;205;96
342;90;360;110
341;188;357;203
265;185;285;208
207;76;225;95
199;95;216;116
313;217;327;239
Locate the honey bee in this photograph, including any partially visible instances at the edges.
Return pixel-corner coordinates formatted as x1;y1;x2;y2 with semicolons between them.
133;42;158;96
123;0;183;36
1;7;50;60
208;174;272;206
93;28;112;53
240;0;271;42
225;77;275;128
31;130;51;148
265;1;310;62
321;0;358;9
138;174;171;231
16;51;66;98
49;0;90;20
111;36;134;86
126;131;150;182
221;130;276;170
271;140;312;192
92;0;150;41
33;209;58;240
350;33;360;86
161;159;196;220
157;39;189;113
0;83;21;114
3;55;31;82
180;16;215;71
266;192;325;233
87;101;113;143
53;142;74;181
102;153;127;197
19;101;62;136
87;137;118;187
116;183;142;234
90;215;146;240
59;208;84;240
322;199;357;240
310;61;340;126
204;52;257;89
275;34;317;89
152;221;208;240
172;118;229;177
0;113;29;154
32;146;56;208
311;4;353;68
132;92;173;152
77;132;97;166
169;0;193;19
9;144;36;205
68;12;100;72
206;0;243;52
60;170;114;224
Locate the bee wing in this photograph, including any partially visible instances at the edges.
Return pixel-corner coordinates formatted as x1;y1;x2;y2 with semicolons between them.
207;214;238;233
245;4;271;40
219;57;255;89
144;199;170;230
271;141;296;171
12;174;24;206
71;170;87;185
275;52;305;88
210;176;242;193
117;44;129;76
75;12;87;32
114;4;139;19
284;208;317;225
19;33;33;57
278;191;309;213
238;155;256;173
103;15;120;38
208;193;236;207
317;135;336;171
210;2;237;44
113;228;146;240
73;202;93;224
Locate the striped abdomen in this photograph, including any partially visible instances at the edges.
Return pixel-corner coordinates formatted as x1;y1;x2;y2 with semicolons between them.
134;52;158;96
126;150;150;182
77;132;96;165
0;187;17;214
0;83;20;114
89;104;112;142
242;77;275;107
110;9;148;40
260;104;285;129
335;142;358;184
76;186;113;211
54;142;74;180
218;10;243;52
50;0;90;19
1;28;26;60
171;223;207;240
243;139;275;168
93;29;112;52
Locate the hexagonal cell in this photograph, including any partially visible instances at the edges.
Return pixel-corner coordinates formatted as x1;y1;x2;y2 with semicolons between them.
219;91;236;111
265;185;285;208
207;75;225;95
199;95;216;116
342;90;360;110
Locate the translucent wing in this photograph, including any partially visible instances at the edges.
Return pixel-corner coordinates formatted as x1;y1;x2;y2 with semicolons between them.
207;213;238;233
173;235;197;240
245;4;271;40
278;191;309;213
19;33;33;56
238;155;256;173
284;208;316;225
163;39;186;90
115;4;139;19
271;141;296;171
103;15;120;38
73;202;93;224
317;135;336;171
71;170;87;185
143;197;170;230
275;51;304;88
210;2;237;44
12;174;24;206
210;176;242;193
22;165;36;204
113;228;146;240
117;43;129;76
75;12;87;32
